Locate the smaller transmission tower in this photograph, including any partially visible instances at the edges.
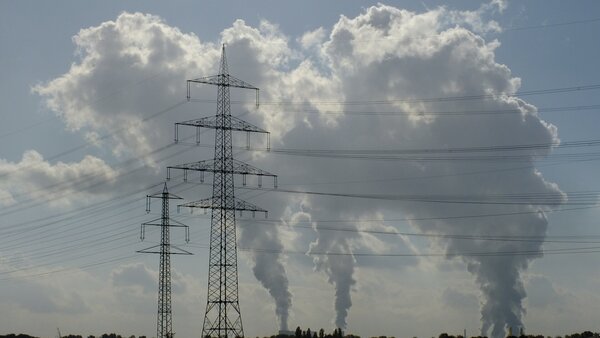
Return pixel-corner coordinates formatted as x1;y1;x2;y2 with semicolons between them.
139;183;192;338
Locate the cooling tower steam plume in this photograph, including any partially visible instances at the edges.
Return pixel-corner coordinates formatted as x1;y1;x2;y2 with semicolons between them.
239;222;292;331
252;4;564;336
309;217;359;329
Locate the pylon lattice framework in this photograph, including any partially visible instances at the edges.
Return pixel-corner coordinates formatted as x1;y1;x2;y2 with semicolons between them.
138;183;192;338
170;45;276;338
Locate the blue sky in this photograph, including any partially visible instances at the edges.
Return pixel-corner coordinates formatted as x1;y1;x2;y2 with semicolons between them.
1;1;600;338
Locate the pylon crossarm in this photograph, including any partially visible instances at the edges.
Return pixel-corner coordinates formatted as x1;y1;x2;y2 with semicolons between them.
188;74;258;90
168;218;189;228
142;218;163;226
137;244;160;254
230;116;267;133
143;219;189;227
177;197;214;211
232;159;276;177
234;198;268;214
170;245;193;255
168;159;276;177
176;116;267;133
178;197;268;216
137;245;193;255
148;192;184;200
168;160;214;174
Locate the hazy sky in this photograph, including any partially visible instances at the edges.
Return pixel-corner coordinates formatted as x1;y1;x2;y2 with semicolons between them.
1;1;600;338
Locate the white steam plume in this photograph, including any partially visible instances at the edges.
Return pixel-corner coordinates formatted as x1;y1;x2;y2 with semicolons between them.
309;219;359;329
252;4;564;336
239;223;292;331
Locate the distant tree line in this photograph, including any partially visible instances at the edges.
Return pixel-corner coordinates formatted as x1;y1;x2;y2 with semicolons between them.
3;330;600;338
267;327;359;338
268;331;600;338
432;331;600;338
0;334;147;338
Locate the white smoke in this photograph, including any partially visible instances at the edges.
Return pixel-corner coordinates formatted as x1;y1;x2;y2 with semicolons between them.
309;225;357;329
250;4;563;336
239;223;292;331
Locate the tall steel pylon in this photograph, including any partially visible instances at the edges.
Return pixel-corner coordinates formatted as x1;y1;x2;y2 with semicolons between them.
169;45;276;338
139;183;192;338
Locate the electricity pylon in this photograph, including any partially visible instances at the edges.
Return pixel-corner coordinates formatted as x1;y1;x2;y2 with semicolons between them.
138;183;192;338
169;45;276;338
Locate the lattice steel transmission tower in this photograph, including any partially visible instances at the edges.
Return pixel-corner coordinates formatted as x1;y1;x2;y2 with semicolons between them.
169;45;276;338
139;183;192;338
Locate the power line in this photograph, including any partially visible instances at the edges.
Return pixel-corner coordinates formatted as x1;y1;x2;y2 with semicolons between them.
0;180;197;265
259;103;600;117
177;134;600;163
183;243;600;258
189;83;600;106
239;186;596;206
503;17;600;32
0;144;193;219
0;116;56;140
0;184;200;282
270;138;600;154
234;205;598;225
0;254;139;282
237;221;600;244
0;100;186;181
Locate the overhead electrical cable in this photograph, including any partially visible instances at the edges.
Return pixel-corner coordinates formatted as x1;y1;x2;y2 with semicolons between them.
0;180;197;255
0;202;144;252
264;103;600;117
237;221;600;244
189;83;600;106
0;255;140;282
503;17;600;32
238;186;597;206
0;219;151;276
235;205;598;224
0;145;193;219
182;243;600;258
0;181;198;272
0;99;187;181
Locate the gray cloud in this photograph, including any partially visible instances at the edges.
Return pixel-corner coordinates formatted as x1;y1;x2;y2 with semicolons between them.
0;150;118;207
3;278;90;314
526;275;566;309
111;262;156;294
442;287;480;310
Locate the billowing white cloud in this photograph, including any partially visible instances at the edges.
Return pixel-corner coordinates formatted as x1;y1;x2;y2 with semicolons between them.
33;12;216;162
299;27;327;50
0;150;118;207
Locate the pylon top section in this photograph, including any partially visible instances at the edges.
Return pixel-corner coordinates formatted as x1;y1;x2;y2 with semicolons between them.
219;44;228;75
186;45;260;107
147;182;184;201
